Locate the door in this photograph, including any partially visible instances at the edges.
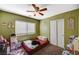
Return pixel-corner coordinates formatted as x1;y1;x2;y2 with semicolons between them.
57;19;64;48
50;20;57;46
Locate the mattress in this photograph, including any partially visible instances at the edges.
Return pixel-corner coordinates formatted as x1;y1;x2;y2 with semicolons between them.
22;39;49;54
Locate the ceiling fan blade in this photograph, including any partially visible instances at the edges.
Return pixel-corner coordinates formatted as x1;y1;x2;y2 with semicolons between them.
27;10;35;12
32;4;40;12
40;8;47;11
34;14;36;16
39;12;44;16
32;4;37;9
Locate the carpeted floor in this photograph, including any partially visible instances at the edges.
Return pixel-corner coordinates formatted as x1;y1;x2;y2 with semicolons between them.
33;44;64;55
0;44;64;55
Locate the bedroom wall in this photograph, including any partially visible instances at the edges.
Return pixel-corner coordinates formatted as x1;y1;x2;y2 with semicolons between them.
40;9;79;47
0;11;1;36
0;10;40;41
78;10;79;35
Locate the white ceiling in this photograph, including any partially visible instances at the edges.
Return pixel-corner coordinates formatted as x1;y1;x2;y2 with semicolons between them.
0;4;79;20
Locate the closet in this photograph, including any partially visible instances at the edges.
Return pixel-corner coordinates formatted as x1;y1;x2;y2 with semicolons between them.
50;19;64;48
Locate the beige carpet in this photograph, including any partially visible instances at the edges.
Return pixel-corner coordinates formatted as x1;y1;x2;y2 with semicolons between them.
33;44;64;55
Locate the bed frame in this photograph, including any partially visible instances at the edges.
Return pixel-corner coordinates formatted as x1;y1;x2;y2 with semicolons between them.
21;39;49;55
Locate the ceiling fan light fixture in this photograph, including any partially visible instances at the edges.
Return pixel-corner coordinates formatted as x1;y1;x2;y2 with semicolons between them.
27;4;47;16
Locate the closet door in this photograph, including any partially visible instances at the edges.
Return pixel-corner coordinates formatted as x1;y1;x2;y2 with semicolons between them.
50;20;57;46
57;19;64;48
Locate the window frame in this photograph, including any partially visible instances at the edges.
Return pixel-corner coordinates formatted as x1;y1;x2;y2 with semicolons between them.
15;20;36;36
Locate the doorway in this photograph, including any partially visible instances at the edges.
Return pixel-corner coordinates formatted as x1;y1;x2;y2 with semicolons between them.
50;19;64;48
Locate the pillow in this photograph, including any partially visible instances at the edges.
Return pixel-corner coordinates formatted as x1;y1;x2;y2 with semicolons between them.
24;40;32;45
37;36;47;41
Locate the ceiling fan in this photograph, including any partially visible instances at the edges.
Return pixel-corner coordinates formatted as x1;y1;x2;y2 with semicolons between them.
27;4;47;16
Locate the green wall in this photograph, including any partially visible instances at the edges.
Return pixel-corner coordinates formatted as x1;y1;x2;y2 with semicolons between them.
0;11;40;41
40;19;50;40
78;9;79;35
40;9;79;47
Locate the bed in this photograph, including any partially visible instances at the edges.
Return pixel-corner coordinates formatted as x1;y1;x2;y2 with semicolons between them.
21;36;49;55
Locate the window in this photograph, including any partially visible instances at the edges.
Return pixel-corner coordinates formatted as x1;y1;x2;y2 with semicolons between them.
28;23;36;34
15;20;36;35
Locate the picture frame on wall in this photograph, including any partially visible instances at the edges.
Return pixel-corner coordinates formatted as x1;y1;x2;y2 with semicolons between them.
8;22;14;29
67;17;74;30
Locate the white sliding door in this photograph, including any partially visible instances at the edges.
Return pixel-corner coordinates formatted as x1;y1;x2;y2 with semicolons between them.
50;19;64;48
50;20;57;46
57;19;64;48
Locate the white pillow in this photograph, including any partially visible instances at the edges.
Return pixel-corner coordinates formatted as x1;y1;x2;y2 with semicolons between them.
37;36;47;41
24;40;32;45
